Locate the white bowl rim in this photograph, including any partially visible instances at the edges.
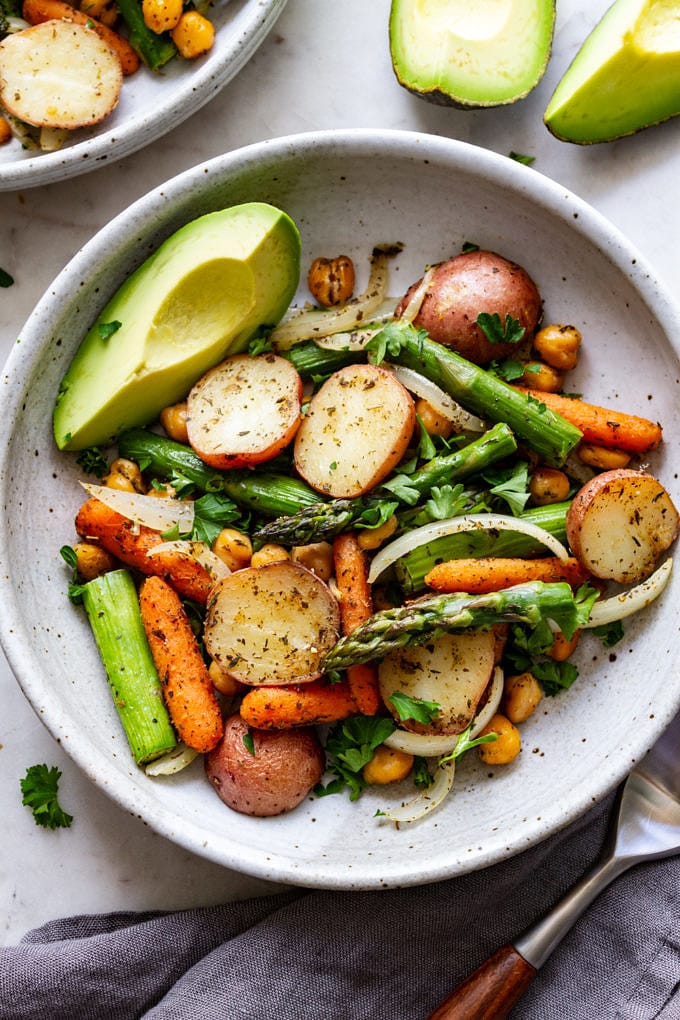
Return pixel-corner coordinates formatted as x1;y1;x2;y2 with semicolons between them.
2;128;680;888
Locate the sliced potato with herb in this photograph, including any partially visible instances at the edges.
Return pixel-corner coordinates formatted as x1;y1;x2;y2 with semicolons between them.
566;469;680;583
294;363;416;497
0;21;122;130
187;353;303;469
204;560;341;686
379;630;497;735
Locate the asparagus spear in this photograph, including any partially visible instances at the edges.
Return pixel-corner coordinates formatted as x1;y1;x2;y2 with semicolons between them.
118;428;322;517
323;581;589;672
81;569;177;765
283;339;361;378
116;0;177;71
254;422;517;546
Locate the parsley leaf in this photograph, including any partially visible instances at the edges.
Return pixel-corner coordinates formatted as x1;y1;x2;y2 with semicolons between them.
0;267;14;287
189;493;241;545
355;499;400;531
316;715;396;801
248;335;273;356
439;722;498;765
75;446;109;478
413;756;434;789
416;415;437;462
20;764;73;829
461;241;480;253
509;151;535;166
591;619;625;648
366;320;427;366
476;312;526;346
532;659;580;697
59;545;87;604
482;461;530;516
97;320;122;341
388;691;440;725
242;730;256;755
489;358;531;383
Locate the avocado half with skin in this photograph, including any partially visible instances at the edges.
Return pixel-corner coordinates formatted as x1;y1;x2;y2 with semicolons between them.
389;0;556;108
545;0;680;143
54;203;301;451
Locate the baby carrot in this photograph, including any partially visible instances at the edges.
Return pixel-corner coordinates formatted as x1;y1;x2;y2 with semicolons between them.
240;680;357;730
22;0;140;75
513;388;662;454
75;497;213;604
425;556;592;594
139;576;223;753
332;532;381;715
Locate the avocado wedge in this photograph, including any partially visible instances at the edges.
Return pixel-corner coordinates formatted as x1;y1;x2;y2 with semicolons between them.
54;203;301;451
545;0;680;143
389;0;556;108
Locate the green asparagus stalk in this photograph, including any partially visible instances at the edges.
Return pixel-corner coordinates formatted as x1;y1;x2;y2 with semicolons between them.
394;501;570;594
370;323;582;466
323;581;588;671
81;569;176;765
254;423;516;546
116;0;177;71
283;340;361;378
118;428;322;517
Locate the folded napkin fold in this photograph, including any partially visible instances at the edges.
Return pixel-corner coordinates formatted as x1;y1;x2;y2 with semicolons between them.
2;792;679;1020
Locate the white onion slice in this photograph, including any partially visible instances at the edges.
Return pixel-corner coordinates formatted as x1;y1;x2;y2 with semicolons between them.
387;364;486;433
81;482;194;533
147;540;231;583
398;266;435;323
368;513;570;584
379;759;456;825
584;558;673;628
145;743;199;776
269;250;390;350
469;667;504;738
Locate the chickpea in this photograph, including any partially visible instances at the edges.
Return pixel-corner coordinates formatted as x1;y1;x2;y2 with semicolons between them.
0;117;13;145
290;541;334;581
577;443;631;470
159;402;189;444
142;0;182;33
533;324;582;372
477;713;521;765
171;10;215;58
548;628;581;662
72;541;117;582
307;255;355;307
356;515;398;551
208;660;245;698
251;543;290;568
104;457;145;493
519;361;564;393
415;398;454;439
212;528;252;571
362;745;414;785
503;673;542;724
529;467;571;506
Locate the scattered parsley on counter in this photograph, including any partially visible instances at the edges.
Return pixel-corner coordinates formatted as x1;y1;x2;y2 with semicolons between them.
509;151;535;165
20;764;73;829
0;268;14;287
97;320;122;341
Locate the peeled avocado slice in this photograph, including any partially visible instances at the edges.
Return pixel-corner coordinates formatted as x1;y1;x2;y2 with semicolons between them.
53;203;301;451
389;0;556;108
545;0;680;143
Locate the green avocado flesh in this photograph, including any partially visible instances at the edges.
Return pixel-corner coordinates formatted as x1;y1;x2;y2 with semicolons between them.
389;0;556;107
545;0;680;143
53;203;301;451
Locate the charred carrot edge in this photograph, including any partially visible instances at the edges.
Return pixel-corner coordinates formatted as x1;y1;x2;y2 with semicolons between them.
332;532;381;715
239;680;357;730
22;0;140;75
513;388;662;454
139;576;223;753
424;556;592;594
75;497;213;604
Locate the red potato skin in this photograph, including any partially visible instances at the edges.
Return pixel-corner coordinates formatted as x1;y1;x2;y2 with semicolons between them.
395;250;542;365
205;713;326;817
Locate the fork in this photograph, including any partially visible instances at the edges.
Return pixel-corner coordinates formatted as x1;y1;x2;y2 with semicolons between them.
427;710;680;1020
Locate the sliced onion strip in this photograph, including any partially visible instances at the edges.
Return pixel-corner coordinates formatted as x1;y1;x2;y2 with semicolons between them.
469;667;504;738
269;250;390;350
584;559;673;628
379;759;456;825
398;266;435;323
145;743;199;777
81;482;194;533
147;540;231;583
368;513;570;584
387;364;486;433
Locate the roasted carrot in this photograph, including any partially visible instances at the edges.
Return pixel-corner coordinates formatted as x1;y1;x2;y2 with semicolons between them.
75;497;213;604
513;387;662;454
424;556;592;594
332;532;381;715
239;680;357;730
22;0;140;75
139;576;223;753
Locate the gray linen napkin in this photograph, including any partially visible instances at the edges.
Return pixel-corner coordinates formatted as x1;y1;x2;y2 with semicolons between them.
2;792;679;1020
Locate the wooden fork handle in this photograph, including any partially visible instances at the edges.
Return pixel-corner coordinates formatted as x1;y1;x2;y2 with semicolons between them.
426;944;536;1020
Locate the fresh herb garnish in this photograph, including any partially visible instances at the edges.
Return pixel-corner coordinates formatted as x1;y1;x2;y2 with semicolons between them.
315;715;396;801
242;730;256;756
461;241;480;253
532;659;580;697
20;764;73;829
482;460;531;516
75;446;108;478
97;320;122;341
439;722;498;765
476;312;526;346
591;619;625;648
248;335;273;356
509;151;535;166
59;545;87;604
0;267;14;287
388;691;440;725
413;756;434;789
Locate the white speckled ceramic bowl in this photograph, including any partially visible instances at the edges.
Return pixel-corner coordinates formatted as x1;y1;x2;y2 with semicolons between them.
2;130;680;888
0;0;286;191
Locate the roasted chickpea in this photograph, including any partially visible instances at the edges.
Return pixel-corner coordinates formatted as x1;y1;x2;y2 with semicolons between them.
142;0;182;32
362;745;414;785
503;673;542;724
529;467;571;506
577;443;631;471
356;515;398;551
533;324;582;372
104;457;145;493
290;541;334;580
548;628;581;662
251;543;290;568
159;402;189;444
72;541;117;582
519;361;564;393
212;528;252;571
414;398;454;439
0;117;13;145
171;10;215;58
307;255;355;307
208;660;246;698
477;714;521;765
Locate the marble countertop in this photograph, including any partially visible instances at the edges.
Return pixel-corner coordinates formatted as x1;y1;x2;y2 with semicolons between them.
1;0;679;945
